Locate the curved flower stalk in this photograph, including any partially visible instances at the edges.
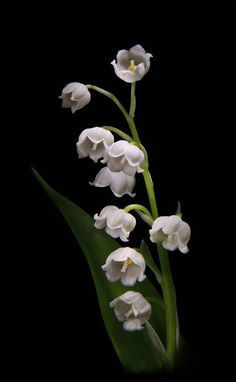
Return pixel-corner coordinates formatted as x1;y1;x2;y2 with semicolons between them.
110;291;151;331
111;45;152;83
102;247;146;286
94;205;136;241
89;167;136;197
76;127;114;162
149;215;191;254
59;82;91;113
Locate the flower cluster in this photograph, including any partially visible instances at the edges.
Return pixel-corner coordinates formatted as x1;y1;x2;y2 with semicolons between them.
60;44;191;334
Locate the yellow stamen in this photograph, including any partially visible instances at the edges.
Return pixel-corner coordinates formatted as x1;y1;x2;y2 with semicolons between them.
128;60;137;72
121;258;133;273
125;258;133;266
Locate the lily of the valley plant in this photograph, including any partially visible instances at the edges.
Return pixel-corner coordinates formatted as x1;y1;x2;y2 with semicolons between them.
34;44;191;373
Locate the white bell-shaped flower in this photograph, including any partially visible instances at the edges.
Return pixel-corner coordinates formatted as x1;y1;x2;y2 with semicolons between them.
102;247;146;286
60;82;91;113
89;167;136;197
94;205;136;242
110;291;151;331
149;215;191;254
103;140;144;176
76;127;114;163
111;44;153;83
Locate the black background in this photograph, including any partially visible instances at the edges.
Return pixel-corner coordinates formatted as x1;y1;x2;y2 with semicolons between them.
12;1;235;381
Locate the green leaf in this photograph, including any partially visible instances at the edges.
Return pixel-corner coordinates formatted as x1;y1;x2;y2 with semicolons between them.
32;168;167;373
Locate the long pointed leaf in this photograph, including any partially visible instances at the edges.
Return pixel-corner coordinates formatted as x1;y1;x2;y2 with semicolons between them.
32;168;167;373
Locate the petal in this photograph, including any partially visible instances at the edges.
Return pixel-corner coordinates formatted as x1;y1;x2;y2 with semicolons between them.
125;144;145;166
133;297;152;320
120;264;141;286
112;69;142;83
88;144;107;162
129;45;153;70
151;216;170;232
116;49;131;68
178;221;191;245
116;291;142;305
149;218;169;243
107;247;131;262
94;213;106;229
119;231;129;242
162;235;179;251
106;210;126;229
121;213;136;232
162;215;182;235
178;245;189;254
97;205;119;219
109;170;136;197
107;156;125;172
61;93;73;108
105;226;123;239
105;261;122;282
86;127;114;146
112;300;130;322
71;84;89;101
127;249;146;273
123;319;144;331
89;167;111;187
122;162;138;176
106;210;130;229
108;141;129;157
62;82;80;94
78;129;90;144
76;139;92;158
75;95;91;110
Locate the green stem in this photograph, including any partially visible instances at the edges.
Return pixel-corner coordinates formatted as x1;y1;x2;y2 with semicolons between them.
102;126;132;142
87;84;130;129
128;114;141;142
90;82;178;365
124;203;153;219
129;82;136;118
157;243;177;367
142;173;177;366
142;170;159;219
87;84;140;143
143;167;177;366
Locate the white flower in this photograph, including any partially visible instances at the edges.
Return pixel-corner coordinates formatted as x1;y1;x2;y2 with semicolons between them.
111;44;153;83
89;167;136;197
60;82;91;113
149;215;191;254
103;140;144;176
94;206;136;242
76;127;114;163
110;291;151;331
102;247;146;286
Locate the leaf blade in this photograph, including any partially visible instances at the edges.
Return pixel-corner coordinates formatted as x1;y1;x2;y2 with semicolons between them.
32;168;167;373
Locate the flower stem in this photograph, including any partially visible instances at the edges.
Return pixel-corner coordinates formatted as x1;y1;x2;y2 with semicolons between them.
124;203;153;219
129;82;136;118
143;167;177;367
87;84;141;143
129;84;177;367
87;84;131;128
102;126;132;142
142;170;159;218
157;244;177;368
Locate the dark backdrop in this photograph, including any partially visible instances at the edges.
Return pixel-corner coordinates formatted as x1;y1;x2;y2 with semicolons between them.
16;2;235;381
